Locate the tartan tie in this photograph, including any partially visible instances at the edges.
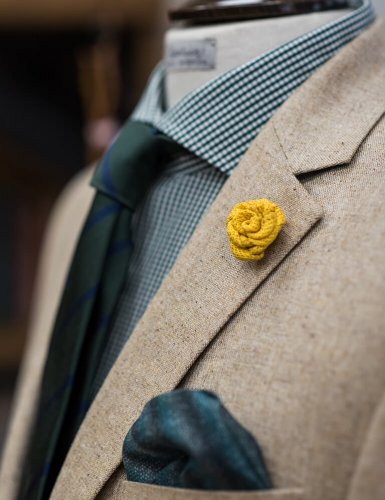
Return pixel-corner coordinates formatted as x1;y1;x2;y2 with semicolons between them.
19;121;179;500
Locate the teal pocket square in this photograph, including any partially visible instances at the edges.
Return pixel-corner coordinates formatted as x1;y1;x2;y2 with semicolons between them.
122;389;272;491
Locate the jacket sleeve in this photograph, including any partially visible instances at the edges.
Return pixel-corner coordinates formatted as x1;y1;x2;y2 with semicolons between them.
347;389;385;500
0;166;94;500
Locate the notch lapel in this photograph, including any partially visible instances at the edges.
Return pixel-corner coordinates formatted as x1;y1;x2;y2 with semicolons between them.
52;19;385;500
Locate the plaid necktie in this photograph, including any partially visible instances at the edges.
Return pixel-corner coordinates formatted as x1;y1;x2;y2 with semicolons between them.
19;121;179;500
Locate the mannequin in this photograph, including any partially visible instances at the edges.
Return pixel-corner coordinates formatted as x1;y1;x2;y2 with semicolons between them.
1;0;383;495
164;6;353;107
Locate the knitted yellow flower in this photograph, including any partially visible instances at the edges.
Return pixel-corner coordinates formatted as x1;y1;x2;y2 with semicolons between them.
226;199;286;261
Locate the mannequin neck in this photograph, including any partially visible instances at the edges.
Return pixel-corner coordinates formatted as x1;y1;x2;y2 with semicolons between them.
164;9;352;108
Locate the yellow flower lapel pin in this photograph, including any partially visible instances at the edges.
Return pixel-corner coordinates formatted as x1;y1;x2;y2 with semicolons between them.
226;199;286;261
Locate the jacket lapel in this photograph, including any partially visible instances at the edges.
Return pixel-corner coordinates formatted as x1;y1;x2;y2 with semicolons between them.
52;19;385;500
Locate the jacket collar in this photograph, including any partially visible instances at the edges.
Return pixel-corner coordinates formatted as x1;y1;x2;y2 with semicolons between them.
52;19;385;500
273;17;385;175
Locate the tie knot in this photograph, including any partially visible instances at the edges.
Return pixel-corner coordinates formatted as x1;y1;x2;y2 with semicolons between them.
91;121;180;209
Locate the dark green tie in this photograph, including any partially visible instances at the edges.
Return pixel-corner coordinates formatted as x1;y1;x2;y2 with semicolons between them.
19;121;179;500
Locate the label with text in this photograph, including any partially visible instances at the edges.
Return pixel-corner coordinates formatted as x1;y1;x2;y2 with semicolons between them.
166;39;217;71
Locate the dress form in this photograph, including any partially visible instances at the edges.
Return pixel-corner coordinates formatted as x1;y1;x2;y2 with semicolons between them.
164;8;353;108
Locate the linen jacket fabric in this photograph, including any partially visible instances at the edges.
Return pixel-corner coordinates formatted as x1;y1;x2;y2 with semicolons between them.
1;19;385;500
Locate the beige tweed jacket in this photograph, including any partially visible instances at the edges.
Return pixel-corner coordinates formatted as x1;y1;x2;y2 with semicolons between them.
1;19;385;500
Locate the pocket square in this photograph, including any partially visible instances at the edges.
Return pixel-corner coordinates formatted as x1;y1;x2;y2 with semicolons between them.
122;389;272;491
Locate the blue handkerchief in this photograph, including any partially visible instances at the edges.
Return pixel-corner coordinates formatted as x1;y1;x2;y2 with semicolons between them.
123;389;272;491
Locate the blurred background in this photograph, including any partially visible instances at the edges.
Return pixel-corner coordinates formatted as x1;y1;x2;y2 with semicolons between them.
0;0;384;455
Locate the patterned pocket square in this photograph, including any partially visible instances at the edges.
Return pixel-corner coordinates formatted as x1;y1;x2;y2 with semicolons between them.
123;389;272;491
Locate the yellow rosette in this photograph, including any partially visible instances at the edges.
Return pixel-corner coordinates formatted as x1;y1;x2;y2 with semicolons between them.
226;199;286;261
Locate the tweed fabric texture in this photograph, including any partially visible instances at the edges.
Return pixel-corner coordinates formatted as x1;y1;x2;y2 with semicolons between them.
93;0;374;392
100;464;301;500
346;391;385;500
49;20;385;500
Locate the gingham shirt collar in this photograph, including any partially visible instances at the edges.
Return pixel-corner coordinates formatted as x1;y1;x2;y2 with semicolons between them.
132;0;375;175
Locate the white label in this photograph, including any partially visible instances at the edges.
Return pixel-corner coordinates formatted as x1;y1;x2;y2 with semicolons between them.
166;39;216;71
